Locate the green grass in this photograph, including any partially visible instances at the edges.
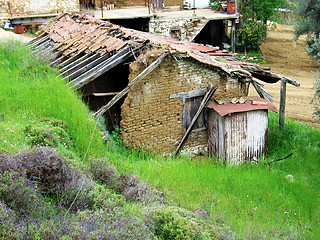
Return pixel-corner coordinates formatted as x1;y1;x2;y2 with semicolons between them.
108;115;320;239
0;41;107;163
0;41;319;239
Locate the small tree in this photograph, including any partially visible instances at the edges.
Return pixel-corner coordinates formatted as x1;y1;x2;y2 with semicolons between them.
236;21;268;52
238;0;287;23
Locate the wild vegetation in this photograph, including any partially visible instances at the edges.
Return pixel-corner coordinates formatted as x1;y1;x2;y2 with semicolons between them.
294;0;320;119
0;40;319;239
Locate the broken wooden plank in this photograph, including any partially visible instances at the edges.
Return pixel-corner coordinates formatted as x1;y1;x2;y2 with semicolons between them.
279;80;287;129
243;65;301;87
172;86;218;157
94;53;169;118
251;79;274;102
93;92;120;96
282;77;300;87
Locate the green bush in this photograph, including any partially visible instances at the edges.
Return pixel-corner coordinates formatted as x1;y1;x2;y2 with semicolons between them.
24;118;71;149
209;0;221;11
149;206;232;239
307;35;320;64
237;21;268;51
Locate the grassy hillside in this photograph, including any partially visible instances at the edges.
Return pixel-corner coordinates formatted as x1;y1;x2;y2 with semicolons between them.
0;41;230;239
0;40;319;239
107;96;320;237
0;41;107;162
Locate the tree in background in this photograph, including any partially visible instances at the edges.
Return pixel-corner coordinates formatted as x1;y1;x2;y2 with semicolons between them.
294;0;320;119
238;0;287;23
236;0;286;52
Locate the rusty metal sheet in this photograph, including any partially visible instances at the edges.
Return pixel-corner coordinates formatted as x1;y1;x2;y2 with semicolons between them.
207;97;277;116
189;44;219;52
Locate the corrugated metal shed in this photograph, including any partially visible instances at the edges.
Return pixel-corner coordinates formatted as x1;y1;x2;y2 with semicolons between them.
207;97;276;164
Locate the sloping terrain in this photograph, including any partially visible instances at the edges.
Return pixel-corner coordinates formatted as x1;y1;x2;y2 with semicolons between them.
260;24;319;129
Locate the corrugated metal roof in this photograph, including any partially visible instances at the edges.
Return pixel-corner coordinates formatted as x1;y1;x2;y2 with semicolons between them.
207;96;277;116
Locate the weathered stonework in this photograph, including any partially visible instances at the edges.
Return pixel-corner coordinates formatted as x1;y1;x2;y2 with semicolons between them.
120;53;249;154
0;0;79;16
149;18;196;40
115;0;183;8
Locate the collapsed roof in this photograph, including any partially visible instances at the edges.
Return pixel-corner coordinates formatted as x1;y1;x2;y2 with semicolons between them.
29;13;299;99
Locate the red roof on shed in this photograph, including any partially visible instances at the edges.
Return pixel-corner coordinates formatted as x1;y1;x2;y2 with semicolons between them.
207;96;277;116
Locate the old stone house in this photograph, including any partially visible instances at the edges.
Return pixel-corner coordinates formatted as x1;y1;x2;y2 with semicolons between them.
30;14;298;161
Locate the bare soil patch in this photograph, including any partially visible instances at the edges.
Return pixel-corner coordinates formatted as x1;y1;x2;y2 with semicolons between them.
259;24;319;129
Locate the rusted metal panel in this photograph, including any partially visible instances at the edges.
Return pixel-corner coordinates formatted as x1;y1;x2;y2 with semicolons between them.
246;110;268;160
207;96;277;116
208;109;268;164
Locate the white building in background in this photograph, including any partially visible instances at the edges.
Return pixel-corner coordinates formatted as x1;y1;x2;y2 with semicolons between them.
184;0;209;9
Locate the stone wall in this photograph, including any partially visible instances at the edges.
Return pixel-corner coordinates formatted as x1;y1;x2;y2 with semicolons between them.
115;0;183;8
0;0;79;17
120;52;249;155
149;18;196;40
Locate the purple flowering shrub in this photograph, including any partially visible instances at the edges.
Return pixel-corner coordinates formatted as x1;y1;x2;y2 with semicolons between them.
90;158;165;204
0;148;232;239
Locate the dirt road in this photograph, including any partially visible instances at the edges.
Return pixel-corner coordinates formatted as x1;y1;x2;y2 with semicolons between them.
0;28;34;42
259;24;319;129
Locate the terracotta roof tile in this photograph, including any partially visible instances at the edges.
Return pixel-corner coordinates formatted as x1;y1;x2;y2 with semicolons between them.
38;14;251;77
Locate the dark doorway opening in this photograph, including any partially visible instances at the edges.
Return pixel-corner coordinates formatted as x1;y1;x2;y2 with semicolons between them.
108;18;150;32
193;20;227;48
81;58;132;130
80;0;96;10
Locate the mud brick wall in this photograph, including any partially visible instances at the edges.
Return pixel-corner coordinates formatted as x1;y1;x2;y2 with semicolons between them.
0;0;79;16
120;54;248;154
149;18;195;40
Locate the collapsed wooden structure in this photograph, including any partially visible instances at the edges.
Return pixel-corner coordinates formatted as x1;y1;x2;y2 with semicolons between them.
29;13;299;163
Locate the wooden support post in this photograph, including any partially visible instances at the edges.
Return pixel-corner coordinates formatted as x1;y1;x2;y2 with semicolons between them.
172;86;218;157
94;53;168;118
231;19;236;53
279;79;287;129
